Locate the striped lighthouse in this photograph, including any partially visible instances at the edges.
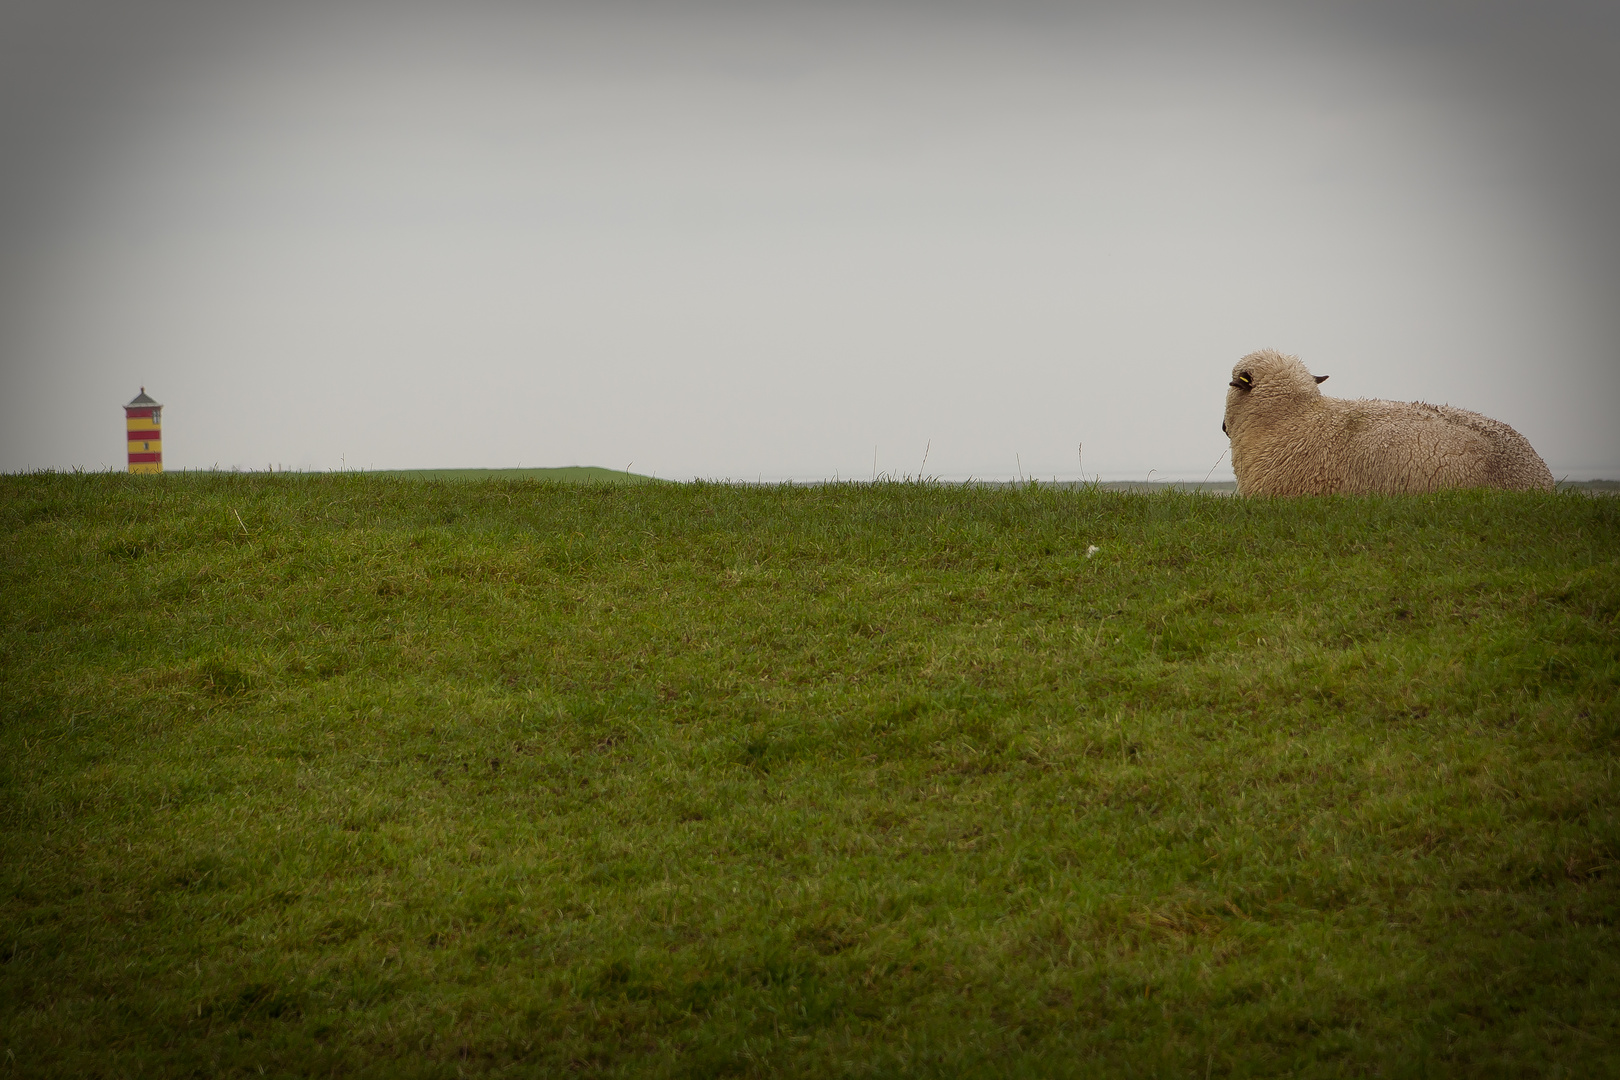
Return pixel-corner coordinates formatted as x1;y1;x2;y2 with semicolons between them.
125;388;162;473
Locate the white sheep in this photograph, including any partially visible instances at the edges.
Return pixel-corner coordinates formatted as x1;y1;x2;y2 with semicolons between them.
1222;349;1554;496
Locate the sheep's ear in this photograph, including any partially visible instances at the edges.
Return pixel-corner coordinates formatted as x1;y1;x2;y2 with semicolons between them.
1314;374;1329;384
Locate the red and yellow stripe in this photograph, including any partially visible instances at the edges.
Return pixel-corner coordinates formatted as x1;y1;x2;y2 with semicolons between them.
126;407;162;474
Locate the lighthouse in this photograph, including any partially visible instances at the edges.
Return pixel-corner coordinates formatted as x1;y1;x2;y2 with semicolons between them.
125;389;162;473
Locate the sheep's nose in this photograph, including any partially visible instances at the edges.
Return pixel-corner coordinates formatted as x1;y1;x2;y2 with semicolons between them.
1222;421;1228;436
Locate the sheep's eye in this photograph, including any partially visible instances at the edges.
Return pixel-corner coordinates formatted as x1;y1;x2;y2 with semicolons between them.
1230;371;1253;390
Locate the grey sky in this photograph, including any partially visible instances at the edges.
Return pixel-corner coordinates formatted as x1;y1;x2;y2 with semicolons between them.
2;0;1616;480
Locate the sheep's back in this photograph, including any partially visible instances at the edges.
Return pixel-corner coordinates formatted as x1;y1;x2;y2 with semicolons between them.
1329;398;1553;493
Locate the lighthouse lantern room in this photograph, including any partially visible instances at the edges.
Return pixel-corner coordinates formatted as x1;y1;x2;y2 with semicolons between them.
125;389;162;474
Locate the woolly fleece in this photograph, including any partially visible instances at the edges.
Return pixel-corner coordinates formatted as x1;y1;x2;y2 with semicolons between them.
1222;349;1554;496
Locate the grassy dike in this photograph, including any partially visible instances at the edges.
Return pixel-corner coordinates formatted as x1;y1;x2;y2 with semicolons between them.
1;473;1616;1077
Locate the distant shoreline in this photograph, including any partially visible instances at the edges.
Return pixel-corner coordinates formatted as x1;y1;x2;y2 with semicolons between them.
354;471;1620;493
8;467;1617;493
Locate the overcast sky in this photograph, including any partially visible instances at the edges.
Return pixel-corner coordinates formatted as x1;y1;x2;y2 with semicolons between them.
1;0;1616;480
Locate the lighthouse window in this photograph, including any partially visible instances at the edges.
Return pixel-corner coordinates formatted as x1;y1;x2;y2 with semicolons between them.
151;409;161;425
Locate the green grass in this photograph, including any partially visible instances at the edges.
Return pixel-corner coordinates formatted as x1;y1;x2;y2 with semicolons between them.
2;473;1616;1077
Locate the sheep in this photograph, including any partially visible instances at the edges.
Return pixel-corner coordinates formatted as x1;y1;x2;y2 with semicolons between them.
1221;349;1554;496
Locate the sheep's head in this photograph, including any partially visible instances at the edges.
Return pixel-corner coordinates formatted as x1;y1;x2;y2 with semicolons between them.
1223;349;1328;437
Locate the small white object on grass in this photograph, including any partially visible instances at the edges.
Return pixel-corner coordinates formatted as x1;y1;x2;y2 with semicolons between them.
1085;545;1100;559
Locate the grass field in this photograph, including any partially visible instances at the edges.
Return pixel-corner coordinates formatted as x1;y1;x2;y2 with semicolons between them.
2;473;1616;1077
